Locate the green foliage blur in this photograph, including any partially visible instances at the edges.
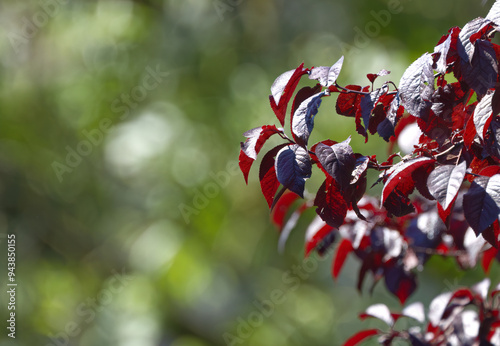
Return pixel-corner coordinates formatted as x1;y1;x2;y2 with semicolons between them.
0;0;498;345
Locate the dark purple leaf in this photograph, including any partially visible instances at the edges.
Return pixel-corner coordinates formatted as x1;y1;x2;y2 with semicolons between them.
384;266;417;304
460;39;498;97
463;174;500;235
377;92;401;141
457;17;491;63
291;91;326;146
474;91;494;141
360;86;388;130
399;53;434;118
275;144;312;197
315;137;356;189
427;161;467;210
406;210;446;264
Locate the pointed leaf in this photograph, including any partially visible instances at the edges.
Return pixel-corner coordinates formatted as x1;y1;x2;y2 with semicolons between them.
463;174;500;235
309;56;344;87
427;161;467;210
240;125;283;160
335;85;363;117
315;137;356;189
466;40;498;97
314;177;348;228
332;238;352;279
275;144;312;198
291;91;326;145
304;215;334;257
259;144;289;208
270;63;308;125
474;91;494;140
402;302;425;323
486;0;500;26
384;266;417;304
381;157;436;206
399;53;434;118
359;304;394;326
342;329;379;346
271;191;300;228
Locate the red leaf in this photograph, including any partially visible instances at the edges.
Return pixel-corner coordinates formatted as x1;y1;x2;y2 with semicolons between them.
336;85;363;117
381;157;436;207
270;63;309;126
305;218;334;257
239;125;284;183
482;247;498;273
342;329;379;346
332;238;353;279
271;191;300;228
239;150;254;184
259;144;289;208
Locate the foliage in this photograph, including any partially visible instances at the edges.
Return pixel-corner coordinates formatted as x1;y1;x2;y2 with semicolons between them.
240;1;500;344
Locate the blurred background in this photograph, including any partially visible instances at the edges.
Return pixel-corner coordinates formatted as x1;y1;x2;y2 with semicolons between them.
0;0;499;345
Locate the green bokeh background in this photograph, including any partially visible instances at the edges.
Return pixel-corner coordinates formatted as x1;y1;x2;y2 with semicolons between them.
0;0;498;345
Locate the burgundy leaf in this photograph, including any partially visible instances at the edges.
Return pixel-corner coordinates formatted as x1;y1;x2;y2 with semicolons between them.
336;85;363;117
399;53;434;118
270;63;309;125
259;144;289;208
381;157;436;207
315;137;356;189
291;91;326;146
427;161;467;210
342;329;379;346
291;85;322;139
315;176;348;228
275;144;312;198
463;174;500;235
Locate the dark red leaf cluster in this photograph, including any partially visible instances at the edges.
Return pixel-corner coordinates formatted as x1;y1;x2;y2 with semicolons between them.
238;2;500;343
